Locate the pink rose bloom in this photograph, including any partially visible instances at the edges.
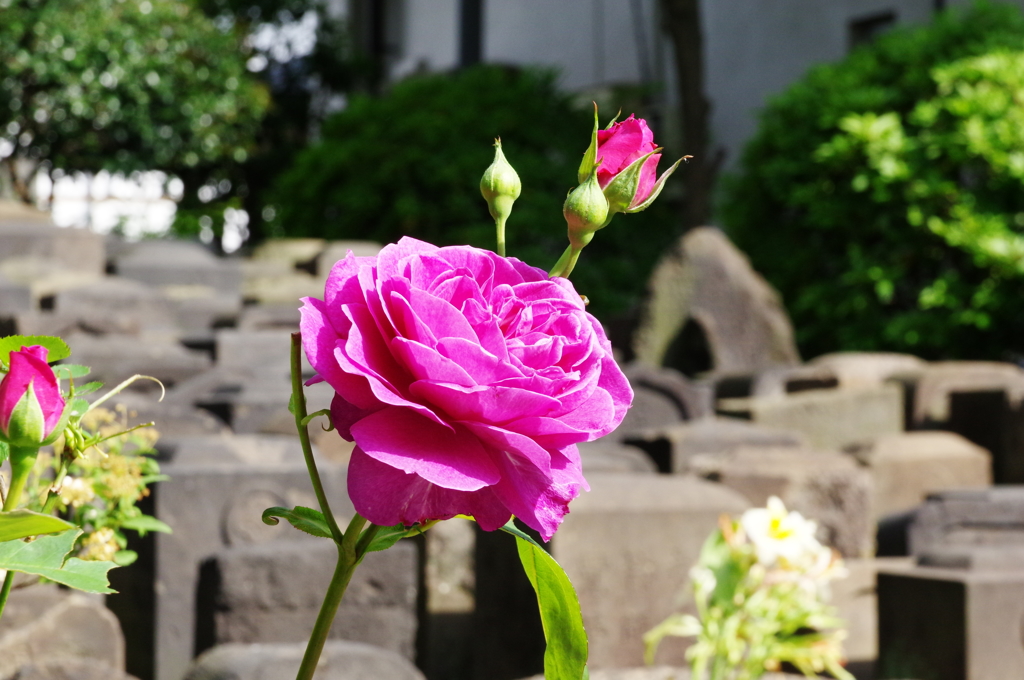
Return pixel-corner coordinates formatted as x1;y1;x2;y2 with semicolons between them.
0;345;66;447
301;237;632;540
596;114;662;207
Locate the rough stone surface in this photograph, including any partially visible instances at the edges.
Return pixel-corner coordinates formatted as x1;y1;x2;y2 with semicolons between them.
854;432;991;520
473;474;749;680
519;671;804;680
578;439;658;474
114;240;241;295
912;361;1024;425
2;660;138;680
63;331;211;390
184;641;426;680
748;364;838;398
830;557;914;668
155;445;350;680
0;585;125;679
203;540;418;660
611;364;713;442
0;274;32;315
717;384;903;451
878;563;1024;680
315;241;383;277
690;447;874;558
909;487;1024;556
632;227;800;373
55;277;179;336
0;200;104;276
626;417;807;474
809;351;926;389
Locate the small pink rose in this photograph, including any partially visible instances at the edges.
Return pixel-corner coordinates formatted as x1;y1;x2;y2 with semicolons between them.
0;345;66;447
596;114;670;211
301;237;632;540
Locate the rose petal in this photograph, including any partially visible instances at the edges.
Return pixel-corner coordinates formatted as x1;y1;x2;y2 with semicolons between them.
351;407;501;491
410;381;560;425
349;446;511;530
490;444;587;541
390;337;476;386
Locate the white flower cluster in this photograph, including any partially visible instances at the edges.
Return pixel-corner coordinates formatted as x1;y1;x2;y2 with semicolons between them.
739;496;844;588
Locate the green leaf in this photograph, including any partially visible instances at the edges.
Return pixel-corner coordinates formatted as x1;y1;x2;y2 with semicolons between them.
0;441;8;466
0;510;75;542
53;364;92;379
363;523;409;553
72;381;103;396
577;102;600;184
119;515;172;534
500;519;589;680
0;530;116;593
262;506;332;539
114;550;138;566
68;397;90;417
0;336;71;366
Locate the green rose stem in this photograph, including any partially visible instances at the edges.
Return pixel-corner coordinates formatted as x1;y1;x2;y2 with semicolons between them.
289;333;381;680
0;445;40;620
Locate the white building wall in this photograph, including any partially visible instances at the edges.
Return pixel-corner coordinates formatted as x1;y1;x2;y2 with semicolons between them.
390;0;461;79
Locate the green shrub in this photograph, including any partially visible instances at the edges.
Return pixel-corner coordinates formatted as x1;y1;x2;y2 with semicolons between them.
722;2;1024;360
268;64;679;322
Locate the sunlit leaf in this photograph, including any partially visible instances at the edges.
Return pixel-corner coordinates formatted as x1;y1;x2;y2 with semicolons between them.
0;510;75;542
0;530;115;594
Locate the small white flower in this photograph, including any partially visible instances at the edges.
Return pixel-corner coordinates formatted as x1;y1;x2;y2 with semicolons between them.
740;496;822;569
59;477;96;508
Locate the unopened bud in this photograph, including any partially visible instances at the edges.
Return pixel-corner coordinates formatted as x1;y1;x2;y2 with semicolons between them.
480;139;521;225
563;171;609;251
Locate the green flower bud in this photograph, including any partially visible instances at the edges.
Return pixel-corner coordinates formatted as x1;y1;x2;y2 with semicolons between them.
480;139;521;222
563;171;609;251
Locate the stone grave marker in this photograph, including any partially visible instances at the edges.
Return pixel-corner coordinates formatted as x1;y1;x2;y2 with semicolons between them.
184;641;425;680
853;431;991;521
717;384;903;451
198;540;418;660
632;226;800;373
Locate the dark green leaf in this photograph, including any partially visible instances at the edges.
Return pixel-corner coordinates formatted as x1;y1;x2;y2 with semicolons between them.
501;520;589;680
262;506;332;539
363;523;409;553
54;364;92;379
0;510;75;542
0;530;115;593
0;336;71;366
119;515;172;535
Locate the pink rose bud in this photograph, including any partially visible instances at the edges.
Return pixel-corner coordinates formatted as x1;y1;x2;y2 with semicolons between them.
0;345;67;448
596;114;683;214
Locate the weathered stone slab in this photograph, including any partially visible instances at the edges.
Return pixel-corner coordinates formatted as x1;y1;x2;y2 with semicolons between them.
809;351;926;389
912;361;1024;425
909;487;1024;556
155;446;350;680
202;540;417;660
0;585;125;679
854;432;991;520
717;384;903;451
238;303;302;331
114;241;241;295
316;241;383;278
626;417;806;474
689;447;873;558
184;641;426;680
878;562;1024;680
0;200;104;276
2;659;138;680
0;274;32;315
830;557;913;670
632;226;800;373
578;439;657;474
56;277;179;336
63;332;211;391
519;670;804;680
473;474;749;679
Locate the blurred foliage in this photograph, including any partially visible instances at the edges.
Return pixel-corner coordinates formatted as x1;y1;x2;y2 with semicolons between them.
184;0;376;243
0;0;268;206
268;64;681;321
26;405;169;567
722;2;1024;360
